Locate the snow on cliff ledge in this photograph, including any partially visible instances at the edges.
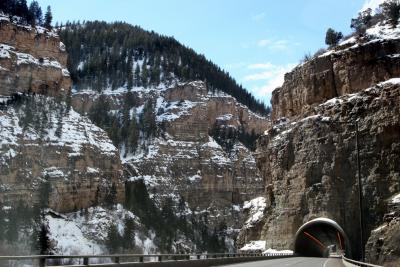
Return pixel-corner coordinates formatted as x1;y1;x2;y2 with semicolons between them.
242;197;267;229
0;99;117;158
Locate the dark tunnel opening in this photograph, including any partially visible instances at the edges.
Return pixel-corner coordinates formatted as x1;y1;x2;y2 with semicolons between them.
294;218;351;258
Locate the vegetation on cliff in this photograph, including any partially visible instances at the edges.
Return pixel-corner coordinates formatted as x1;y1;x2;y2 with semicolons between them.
59;21;270;116
0;0;52;28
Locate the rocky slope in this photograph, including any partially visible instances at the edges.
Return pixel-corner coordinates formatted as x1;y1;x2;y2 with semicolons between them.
239;20;400;265
0;14;71;97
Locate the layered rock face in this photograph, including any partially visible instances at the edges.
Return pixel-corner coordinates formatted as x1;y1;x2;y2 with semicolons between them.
0;15;71;97
73;81;268;228
271;39;400;120
241;30;400;263
0;17;124;213
0;98;125;213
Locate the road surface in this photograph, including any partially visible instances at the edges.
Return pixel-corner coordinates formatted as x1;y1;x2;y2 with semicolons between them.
213;257;345;267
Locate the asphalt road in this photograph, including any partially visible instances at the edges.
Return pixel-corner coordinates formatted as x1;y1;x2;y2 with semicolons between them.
213;257;345;267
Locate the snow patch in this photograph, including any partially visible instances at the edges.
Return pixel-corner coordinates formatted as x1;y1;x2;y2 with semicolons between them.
320;97;344;107
239;241;266;252
372;224;387;232
392;192;400;204
264;248;294;255
243;197;267;228
378;77;400;86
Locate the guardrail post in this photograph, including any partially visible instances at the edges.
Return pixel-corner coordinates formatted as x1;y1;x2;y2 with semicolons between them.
83;257;89;265
139;256;143;262
158;255;162;262
197;254;200;260
39;258;45;267
114;256;120;263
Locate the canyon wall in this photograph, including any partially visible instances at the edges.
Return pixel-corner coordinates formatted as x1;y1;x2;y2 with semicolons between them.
240;35;400;266
0;16;71;97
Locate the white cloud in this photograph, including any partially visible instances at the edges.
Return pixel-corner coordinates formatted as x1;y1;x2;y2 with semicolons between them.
257;39;289;50
244;63;296;96
244;63;295;82
248;63;275;70
225;62;247;69
360;0;386;13
252;12;266;21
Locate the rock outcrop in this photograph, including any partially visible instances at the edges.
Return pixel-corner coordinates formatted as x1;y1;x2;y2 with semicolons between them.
0;15;71;97
271;39;400;121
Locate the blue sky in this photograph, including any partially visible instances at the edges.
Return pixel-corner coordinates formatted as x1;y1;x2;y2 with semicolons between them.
34;0;377;105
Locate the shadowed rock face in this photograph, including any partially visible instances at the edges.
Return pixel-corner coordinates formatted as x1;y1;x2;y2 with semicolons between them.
271;39;400;121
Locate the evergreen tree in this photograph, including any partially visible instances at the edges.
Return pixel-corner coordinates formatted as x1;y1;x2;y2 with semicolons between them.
28;1;42;26
325;28;343;47
381;0;400;27
106;223;121;253
141;60;148;88
128;117;139;153
122;217;135;250
37;223;50;255
38;179;51;208
15;0;29;21
44;5;52;29
105;183;117;207
134;64;141;87
351;8;372;36
5;211;18;243
140;100;157;138
0;0;14;14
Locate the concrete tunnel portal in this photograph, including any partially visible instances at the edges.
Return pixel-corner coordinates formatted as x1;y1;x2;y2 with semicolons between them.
294;218;351;257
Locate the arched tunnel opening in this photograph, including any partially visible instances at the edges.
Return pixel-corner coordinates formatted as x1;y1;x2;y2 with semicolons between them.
294;218;351;258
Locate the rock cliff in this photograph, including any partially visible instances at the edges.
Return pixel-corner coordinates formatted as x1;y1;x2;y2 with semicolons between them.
0;15;71;97
241;21;400;265
271;38;400;121
72;81;268;230
0;16;124;213
0;95;125;213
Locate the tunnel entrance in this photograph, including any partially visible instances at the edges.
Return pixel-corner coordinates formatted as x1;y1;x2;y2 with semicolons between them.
294;218;351;258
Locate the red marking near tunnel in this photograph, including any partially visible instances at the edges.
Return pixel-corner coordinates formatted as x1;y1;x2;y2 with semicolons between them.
337;232;343;250
303;231;325;249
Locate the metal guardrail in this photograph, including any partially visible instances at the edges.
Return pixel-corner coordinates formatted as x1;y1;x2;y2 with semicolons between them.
342;255;383;267
0;253;294;266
